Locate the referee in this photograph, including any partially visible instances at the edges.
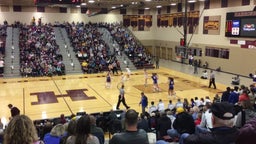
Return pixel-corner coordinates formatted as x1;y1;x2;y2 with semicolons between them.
116;85;130;110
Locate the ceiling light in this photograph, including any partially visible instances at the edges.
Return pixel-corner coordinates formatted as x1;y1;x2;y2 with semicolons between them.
120;4;123;7
88;0;95;3
145;7;150;10
76;5;81;7
170;3;177;6
81;3;86;6
145;0;152;1
112;6;116;9
188;0;197;3
156;5;162;8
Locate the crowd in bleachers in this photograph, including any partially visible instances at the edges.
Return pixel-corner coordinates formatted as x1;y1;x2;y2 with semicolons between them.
99;22;154;69
19;24;65;77
0;21;8;75
65;22;120;74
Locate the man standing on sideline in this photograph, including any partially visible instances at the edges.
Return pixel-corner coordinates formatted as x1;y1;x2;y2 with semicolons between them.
139;92;148;114
208;70;216;89
8;104;20;119
109;109;149;144
155;56;159;69
116;85;130;110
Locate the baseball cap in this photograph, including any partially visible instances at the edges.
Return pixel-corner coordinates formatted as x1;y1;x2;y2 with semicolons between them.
211;102;235;120
176;107;185;114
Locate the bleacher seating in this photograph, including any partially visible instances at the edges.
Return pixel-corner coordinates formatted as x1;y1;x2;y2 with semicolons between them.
19;24;65;77
99;23;155;69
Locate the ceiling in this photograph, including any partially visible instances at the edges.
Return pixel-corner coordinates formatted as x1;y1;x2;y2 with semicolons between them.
0;0;202;9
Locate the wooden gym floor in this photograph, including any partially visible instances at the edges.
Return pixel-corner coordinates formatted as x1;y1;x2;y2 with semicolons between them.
0;60;253;123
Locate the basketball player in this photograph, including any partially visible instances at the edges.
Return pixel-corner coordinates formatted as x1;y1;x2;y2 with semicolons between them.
105;71;112;88
151;73;160;92
126;66;131;80
168;77;175;96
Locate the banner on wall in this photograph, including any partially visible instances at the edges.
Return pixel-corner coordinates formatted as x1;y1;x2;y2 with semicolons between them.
157;11;199;27
203;15;221;35
122;15;152;31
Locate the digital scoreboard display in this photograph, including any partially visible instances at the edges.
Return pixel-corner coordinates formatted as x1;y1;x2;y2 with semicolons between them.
35;0;81;5
225;11;256;38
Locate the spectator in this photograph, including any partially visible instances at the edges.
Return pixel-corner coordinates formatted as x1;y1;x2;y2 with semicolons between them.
157;99;165;112
109;109;149;144
89;115;105;144
196;102;212;134
137;113;150;132
167;107;195;141
232;75;240;85
167;100;175;111
60;119;77;144
4;115;43;144
8;104;20;118
156;112;172;139
228;86;239;104
235;99;256;128
43;124;65;144
184;102;239;144
236;116;256;144
148;101;157;114
221;87;231;102
66;115;100;144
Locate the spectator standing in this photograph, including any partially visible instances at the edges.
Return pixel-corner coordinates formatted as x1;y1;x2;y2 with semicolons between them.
221;87;231;102
7;104;20;118
139;92;148;114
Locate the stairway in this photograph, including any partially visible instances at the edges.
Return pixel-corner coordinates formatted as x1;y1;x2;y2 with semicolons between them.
98;27;137;71
53;27;82;74
4;27;20;77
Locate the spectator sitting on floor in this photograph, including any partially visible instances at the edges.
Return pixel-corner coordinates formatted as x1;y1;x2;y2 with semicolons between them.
201;70;208;79
232;75;240;85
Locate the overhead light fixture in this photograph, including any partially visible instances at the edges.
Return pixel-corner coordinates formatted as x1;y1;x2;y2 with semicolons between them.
170;3;177;6
145;0;152;1
188;0;197;3
81;3;86;6
156;5;162;8
112;6;116;9
76;5;81;7
120;4;123;7
88;0;95;3
145;7;150;10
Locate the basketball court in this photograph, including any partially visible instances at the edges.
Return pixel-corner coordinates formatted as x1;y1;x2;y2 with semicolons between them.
0;61;235;125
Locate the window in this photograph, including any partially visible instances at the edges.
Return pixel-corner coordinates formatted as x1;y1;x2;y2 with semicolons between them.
205;47;229;59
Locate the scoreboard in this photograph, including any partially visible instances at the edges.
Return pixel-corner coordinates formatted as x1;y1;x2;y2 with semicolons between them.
35;0;81;5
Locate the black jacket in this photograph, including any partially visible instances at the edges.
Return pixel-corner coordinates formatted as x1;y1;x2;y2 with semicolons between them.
173;112;195;134
184;126;239;144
